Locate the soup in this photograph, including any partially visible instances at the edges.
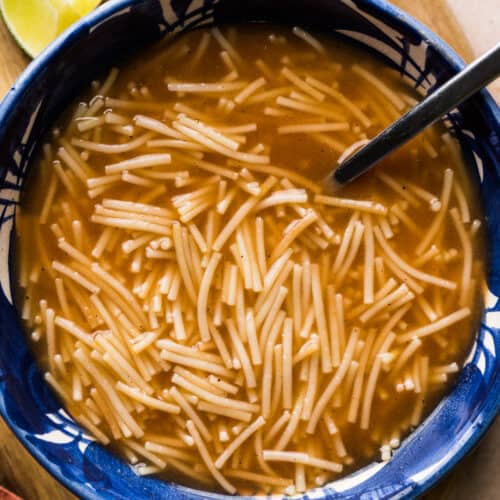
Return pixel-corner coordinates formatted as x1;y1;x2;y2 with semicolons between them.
15;25;484;496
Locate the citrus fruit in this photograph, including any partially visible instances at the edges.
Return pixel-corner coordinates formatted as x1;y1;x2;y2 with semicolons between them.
0;0;101;58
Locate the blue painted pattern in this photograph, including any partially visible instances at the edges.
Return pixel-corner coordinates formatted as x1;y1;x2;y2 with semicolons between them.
0;0;499;498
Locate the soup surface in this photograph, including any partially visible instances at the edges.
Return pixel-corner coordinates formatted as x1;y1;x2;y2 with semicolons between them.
16;25;484;496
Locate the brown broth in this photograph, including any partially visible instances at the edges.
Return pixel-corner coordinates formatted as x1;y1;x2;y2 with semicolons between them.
15;25;485;496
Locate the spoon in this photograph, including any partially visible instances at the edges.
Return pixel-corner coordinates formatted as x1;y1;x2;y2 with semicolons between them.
331;42;500;188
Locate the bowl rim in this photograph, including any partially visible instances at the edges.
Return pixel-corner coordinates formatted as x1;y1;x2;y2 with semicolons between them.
0;0;499;499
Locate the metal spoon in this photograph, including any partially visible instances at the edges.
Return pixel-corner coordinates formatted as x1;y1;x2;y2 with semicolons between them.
331;43;500;188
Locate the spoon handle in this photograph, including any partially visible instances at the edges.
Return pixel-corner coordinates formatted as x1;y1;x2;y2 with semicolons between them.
334;43;500;185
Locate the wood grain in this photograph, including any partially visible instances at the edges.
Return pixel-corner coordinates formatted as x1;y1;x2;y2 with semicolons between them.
0;1;497;499
0;19;29;97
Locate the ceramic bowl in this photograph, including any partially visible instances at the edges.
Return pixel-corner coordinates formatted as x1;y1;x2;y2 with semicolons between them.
0;1;499;498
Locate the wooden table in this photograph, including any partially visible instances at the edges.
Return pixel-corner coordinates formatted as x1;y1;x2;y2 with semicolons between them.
0;1;498;499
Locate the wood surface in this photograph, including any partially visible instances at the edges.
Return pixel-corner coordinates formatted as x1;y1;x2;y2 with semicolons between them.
0;1;497;499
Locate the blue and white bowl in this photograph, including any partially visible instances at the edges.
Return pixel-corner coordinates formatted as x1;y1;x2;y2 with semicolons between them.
0;1;499;498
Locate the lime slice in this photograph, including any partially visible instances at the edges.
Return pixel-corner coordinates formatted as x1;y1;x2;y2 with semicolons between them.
0;0;101;58
66;0;101;16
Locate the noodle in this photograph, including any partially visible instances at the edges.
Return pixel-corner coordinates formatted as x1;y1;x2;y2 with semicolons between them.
16;24;483;497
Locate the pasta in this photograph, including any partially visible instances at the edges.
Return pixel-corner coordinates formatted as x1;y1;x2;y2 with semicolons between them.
16;25;484;496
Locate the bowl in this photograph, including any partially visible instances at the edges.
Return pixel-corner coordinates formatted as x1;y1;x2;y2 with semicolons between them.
0;1;499;498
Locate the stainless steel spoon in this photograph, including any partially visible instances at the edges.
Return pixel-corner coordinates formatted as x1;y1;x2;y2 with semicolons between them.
331;43;500;188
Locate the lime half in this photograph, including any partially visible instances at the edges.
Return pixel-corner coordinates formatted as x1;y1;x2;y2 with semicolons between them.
0;0;101;58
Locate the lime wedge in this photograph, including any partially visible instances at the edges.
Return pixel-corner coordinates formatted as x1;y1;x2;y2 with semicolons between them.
0;0;101;58
66;0;101;16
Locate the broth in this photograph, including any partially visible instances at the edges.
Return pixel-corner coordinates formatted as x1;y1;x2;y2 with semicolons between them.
15;25;485;496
